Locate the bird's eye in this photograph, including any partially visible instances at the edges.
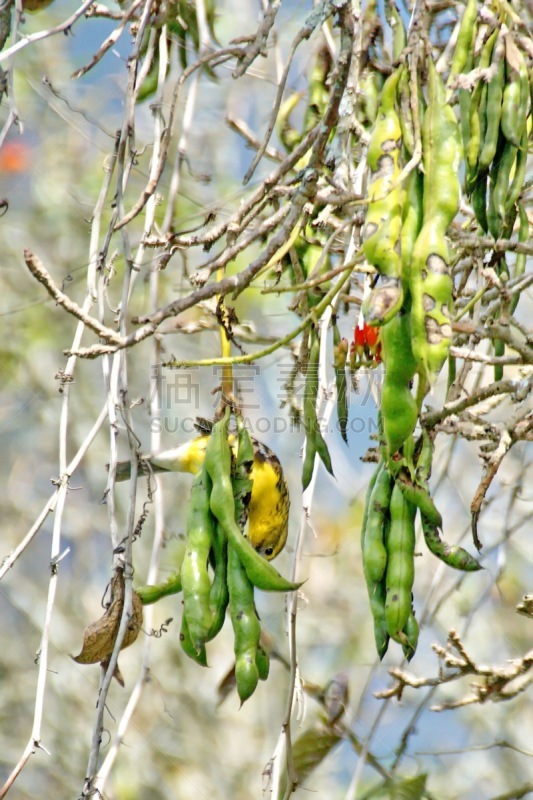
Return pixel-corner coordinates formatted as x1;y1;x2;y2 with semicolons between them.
264;546;274;557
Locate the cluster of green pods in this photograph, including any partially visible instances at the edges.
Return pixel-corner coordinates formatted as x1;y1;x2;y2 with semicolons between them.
465;24;530;241
361;53;462;465
356;5;517;658
361;434;481;661
459;9;531;374
137;410;300;704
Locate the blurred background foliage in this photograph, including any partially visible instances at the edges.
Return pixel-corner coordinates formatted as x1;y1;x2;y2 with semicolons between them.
0;1;532;799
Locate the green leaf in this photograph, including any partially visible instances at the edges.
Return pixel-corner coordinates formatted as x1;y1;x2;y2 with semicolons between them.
291;723;343;785
374;773;428;800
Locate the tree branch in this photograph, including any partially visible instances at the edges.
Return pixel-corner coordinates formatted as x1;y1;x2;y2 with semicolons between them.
23;250;122;344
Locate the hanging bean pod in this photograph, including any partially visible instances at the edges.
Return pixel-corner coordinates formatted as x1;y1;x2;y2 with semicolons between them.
362;68;405;326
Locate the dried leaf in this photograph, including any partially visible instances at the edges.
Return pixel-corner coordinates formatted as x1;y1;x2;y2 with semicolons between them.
72;569;143;673
100;657;126;688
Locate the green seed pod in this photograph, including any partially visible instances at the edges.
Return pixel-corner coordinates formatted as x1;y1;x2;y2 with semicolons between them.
205;522;229;641
478;81;489;159
398;66;415;157
409;59;460;383
362;462;393;584
180;613;208;666
362;190;403;278
368;577;390;660
421;515;482;571
366;68;403;172
362;276;404;327
224;514;302;592
205;409;234;521
500;84;519;146
361;462;390;659
459;48;474;162
255;644;270;681
410;221;454;384
491;140;518;223
400;166;424;285
379;302;419;456
228;543;261;704
505;127;528;213
415;429;434;484
447;0;478;84
487;144;504;239
466;94;481;178
401;610;419;661
136;572;183;605
385;484;416;641
501;44;527;147
477;37;505;173
471;172;489;232
181;466;215;650
361;461;382;538
359;69;381;127
381;385;418;459
415;431;482;571
465;30;498;182
235;654;260;705
395;468;442;528
422;60;462;228
387;2;406;63
363;67;404;302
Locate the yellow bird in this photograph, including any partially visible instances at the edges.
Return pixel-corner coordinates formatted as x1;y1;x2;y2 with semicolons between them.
113;430;290;561
22;0;55;11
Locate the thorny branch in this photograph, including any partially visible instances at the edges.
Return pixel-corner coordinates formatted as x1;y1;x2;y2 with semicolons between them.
375;628;533;710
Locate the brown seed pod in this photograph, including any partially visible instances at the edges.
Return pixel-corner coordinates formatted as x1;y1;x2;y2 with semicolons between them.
72;568;143;686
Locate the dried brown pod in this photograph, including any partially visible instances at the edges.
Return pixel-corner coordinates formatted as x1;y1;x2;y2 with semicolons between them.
72;568;143;686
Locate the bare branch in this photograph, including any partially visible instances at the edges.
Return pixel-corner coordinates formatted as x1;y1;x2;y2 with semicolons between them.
375;628;533;711
23;250;122;343
0;0;95;63
232;0;280;78
71;0;144;79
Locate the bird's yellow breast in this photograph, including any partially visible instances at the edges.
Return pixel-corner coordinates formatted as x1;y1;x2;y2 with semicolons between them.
247;455;290;559
146;432;290;560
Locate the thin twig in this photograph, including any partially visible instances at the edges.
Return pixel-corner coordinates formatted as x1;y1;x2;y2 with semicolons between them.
232;0;281;78
23;250;122;344
72;0;144;78
226;113;284;161
422;376;532;429
162;263;354;369
113;45;244;231
243;0;335;185
0;0;95;63
0;404;108;583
